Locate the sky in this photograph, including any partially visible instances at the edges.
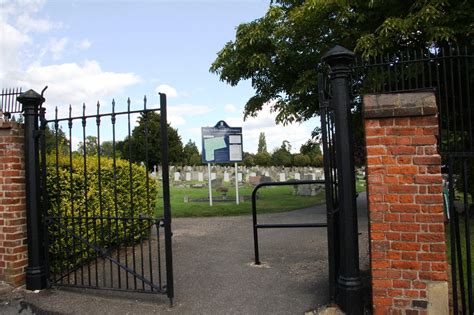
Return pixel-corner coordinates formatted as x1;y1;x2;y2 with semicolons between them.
1;0;319;153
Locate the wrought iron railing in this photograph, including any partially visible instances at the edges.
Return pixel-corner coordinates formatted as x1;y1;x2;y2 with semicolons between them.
1;87;22;117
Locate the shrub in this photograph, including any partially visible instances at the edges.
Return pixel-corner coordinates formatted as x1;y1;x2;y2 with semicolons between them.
45;154;158;272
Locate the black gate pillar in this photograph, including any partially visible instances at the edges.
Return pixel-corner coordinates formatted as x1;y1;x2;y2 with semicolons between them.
17;90;47;290
322;46;363;314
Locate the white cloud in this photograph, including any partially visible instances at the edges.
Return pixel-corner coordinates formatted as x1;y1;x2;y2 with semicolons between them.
76;39;91;50
166;103;214;127
224;103;317;153
224;103;237;113
168;115;186;126
0;21;31;73
156;84;178;98
4;60;141;118
0;1;142;123
168;103;213;116
16;13;54;33
49;37;68;60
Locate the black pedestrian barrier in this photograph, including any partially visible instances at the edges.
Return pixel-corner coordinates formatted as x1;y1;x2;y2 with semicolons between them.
251;180;327;265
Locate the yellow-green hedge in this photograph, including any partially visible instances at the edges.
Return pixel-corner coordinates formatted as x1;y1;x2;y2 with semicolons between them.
45;155;158;272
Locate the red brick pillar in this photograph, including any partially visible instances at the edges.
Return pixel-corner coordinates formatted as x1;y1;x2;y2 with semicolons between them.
0;117;27;287
363;92;449;314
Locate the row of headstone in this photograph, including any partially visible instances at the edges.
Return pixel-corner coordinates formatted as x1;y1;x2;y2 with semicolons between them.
164;166;325;185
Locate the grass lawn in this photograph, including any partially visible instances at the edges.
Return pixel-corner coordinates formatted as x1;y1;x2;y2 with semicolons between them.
157;182;326;217
156;178;367;218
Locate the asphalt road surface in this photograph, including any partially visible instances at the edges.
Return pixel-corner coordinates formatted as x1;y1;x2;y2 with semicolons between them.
1;193;369;315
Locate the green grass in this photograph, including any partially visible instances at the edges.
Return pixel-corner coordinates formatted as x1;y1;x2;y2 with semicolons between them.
356;179;366;193
157;182;326;217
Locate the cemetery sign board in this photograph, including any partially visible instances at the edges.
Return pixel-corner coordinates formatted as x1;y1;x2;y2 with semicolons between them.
201;120;243;163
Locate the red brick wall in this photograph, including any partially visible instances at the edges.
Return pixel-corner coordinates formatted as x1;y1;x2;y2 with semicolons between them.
363;92;449;314
0;118;27;286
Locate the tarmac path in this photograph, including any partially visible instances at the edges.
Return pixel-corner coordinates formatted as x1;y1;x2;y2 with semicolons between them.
1;193;369;315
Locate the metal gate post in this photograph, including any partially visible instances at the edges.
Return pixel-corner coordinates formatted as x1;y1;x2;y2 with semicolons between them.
17;90;47;290
322;46;363;314
159;92;174;303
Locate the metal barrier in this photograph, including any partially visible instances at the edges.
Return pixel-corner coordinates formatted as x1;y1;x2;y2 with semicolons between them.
251;180;327;265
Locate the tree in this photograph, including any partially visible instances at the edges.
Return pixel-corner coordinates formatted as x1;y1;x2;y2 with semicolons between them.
299;139;324;166
271;140;293;166
120;112;183;168
210;0;473;124
183;140;201;166
257;132;267;153
243;152;256;166
44;125;69;155
100;141;122;159
254;151;272;166
77;136;98;156
293;153;311;167
300;139;322;156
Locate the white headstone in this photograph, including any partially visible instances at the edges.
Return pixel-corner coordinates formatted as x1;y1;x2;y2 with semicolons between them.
294;173;301;180
211;173;217;180
198;172;204;182
279;173;286;182
250;172;257;177
238;173;243;182
174;172;181;181
185;172;191;181
223;172;230;182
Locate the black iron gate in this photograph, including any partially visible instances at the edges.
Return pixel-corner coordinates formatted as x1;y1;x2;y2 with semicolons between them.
318;46;364;314
34;93;173;300
318;72;340;304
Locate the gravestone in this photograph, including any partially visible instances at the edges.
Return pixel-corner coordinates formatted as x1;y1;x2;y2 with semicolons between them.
211;177;223;187
185;172;192;181
174;172;181;181
211;173;217;180
237;173;243;182
249;176;261;186
223;172;230;182
294;173;301;180
279;173;286;182
198;172;204;182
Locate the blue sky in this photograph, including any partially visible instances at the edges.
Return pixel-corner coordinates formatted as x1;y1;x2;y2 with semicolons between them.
1;0;319;153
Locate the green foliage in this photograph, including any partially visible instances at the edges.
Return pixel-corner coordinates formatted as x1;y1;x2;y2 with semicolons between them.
300;139;322;156
312;155;324;167
44;125;69;155
257;132;268;153
183;139;202;165
293;153;311;166
211;0;473;123
77;135;98;156
272;141;293;166
100;140;121;159
45;154;158;272
243;152;256;166
254;151;272;166
120;111;184;168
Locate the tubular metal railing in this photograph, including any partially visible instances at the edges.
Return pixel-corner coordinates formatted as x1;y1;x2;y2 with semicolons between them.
251;180;327;265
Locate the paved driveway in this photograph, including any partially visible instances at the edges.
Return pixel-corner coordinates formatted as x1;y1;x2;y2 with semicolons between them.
2;193;369;315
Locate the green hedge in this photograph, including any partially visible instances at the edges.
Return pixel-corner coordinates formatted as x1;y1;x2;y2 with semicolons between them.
45;154;158;273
